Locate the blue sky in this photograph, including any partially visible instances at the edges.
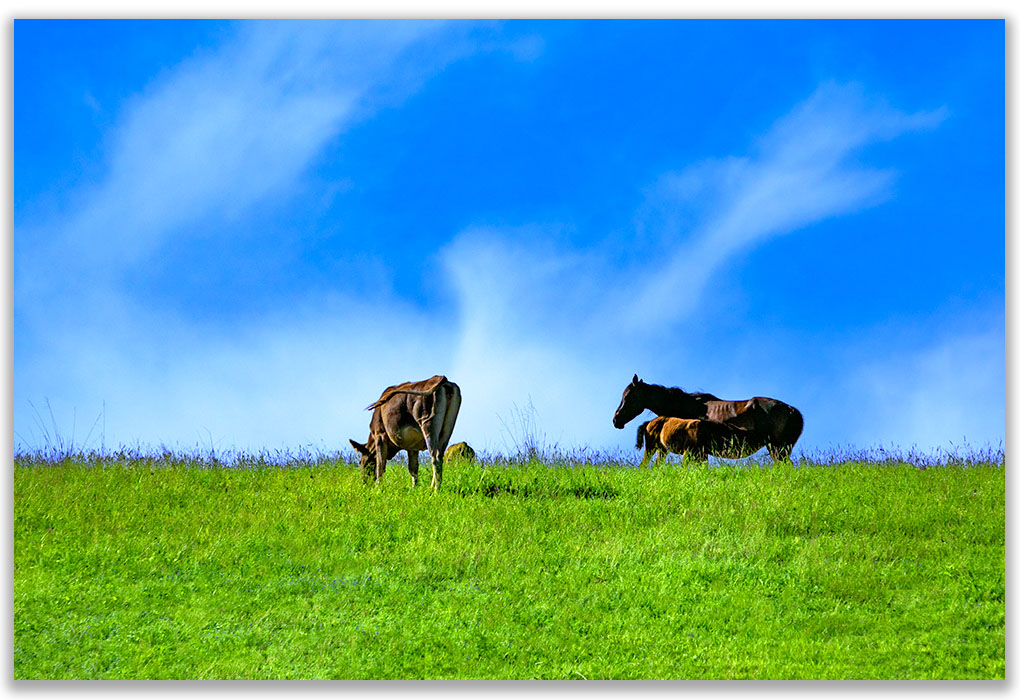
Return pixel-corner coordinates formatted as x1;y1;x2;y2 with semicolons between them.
13;19;1004;457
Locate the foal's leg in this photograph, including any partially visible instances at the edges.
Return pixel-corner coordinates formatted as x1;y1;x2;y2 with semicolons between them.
407;450;420;488
638;436;660;468
638;447;652;468
682;448;705;467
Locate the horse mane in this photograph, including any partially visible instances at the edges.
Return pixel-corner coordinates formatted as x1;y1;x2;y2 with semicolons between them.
640;380;720;403
687;390;721;401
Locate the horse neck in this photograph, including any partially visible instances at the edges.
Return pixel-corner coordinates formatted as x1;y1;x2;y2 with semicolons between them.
643;384;703;417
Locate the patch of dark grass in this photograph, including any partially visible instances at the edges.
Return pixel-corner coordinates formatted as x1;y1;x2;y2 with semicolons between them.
446;465;621;500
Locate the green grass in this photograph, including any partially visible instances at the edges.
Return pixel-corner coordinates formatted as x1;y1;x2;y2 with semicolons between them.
14;453;1004;679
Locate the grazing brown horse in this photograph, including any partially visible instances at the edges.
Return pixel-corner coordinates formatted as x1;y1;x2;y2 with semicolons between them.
613;375;803;461
349;375;462;490
636;416;766;466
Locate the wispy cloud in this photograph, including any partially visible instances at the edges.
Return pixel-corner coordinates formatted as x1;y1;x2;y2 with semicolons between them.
15;297;451;452
16;45;985;458
624;82;947;328
435;82;962;454
14;21;482;451
440;227;631;450
441;82;948;345
18;21;449;281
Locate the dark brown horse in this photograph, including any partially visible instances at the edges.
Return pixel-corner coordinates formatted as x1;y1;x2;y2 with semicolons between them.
349;375;462;490
636;416;767;466
613;374;803;461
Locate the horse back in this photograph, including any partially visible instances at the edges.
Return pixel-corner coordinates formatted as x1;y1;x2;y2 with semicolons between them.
704;399;756;427
371;377;460;451
367;375;449;410
705;396;795;429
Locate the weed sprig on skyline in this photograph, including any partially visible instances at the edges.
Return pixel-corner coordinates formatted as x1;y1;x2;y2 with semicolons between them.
14;438;1004;472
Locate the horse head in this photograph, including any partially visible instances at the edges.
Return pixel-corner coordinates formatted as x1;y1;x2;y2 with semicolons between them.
613;374;647;429
349;437;377;473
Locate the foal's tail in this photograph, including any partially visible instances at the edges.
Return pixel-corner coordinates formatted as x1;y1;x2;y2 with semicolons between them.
636;420;651;450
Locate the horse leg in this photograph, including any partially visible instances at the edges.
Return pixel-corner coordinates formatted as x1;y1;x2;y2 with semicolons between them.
684;448;705;466
428;386;460;491
769;443;792;462
638;448;654;468
436;385;462;464
374;442;388;483
646;446;671;468
638;436;657;468
422;389;449;491
407;449;419;488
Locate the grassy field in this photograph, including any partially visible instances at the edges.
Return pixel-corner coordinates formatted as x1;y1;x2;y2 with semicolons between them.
13;449;1005;679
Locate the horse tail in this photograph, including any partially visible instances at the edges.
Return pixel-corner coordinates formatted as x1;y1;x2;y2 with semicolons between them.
636;420;651;450
781;405;805;446
765;403;804;460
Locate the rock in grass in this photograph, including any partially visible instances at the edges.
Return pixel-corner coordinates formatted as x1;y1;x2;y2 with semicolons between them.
445;442;476;463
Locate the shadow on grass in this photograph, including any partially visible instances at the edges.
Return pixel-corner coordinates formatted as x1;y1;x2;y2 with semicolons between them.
449;479;620;500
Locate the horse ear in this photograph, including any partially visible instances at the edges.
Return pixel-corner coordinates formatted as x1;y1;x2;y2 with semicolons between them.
632;374;640;384
349;439;371;456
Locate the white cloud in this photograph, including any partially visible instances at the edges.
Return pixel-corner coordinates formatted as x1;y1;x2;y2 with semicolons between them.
439;229;636;452
14;293;452;452
16;40;996;462
430;82;997;458
14;21;476;452
624;82;947;328
19;21;449;279
848;326;1005;451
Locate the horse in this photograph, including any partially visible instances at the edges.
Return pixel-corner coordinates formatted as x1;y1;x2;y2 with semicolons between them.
613;374;803;461
636;416;767;466
349;375;462;490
